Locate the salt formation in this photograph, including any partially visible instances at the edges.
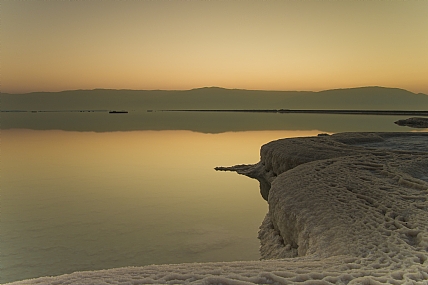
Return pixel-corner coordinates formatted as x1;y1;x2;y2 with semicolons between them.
7;132;428;285
395;117;428;128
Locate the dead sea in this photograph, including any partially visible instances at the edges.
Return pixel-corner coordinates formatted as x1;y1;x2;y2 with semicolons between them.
7;132;428;285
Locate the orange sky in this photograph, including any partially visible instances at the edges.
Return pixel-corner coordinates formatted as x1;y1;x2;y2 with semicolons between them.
2;1;428;94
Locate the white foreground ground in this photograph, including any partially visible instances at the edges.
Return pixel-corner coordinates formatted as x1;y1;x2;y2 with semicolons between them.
7;132;428;285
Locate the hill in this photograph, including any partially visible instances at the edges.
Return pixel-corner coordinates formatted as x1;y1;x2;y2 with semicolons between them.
1;86;427;111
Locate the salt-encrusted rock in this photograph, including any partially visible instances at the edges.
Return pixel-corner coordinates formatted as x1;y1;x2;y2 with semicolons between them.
7;132;428;285
260;151;428;258
395;117;428;128
220;132;428;283
221;132;428;263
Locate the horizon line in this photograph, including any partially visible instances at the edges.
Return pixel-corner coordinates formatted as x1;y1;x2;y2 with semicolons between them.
3;86;427;96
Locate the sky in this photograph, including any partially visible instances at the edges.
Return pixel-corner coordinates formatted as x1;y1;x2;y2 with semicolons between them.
2;0;428;94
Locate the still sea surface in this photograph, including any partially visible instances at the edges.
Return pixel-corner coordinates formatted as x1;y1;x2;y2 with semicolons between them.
1;112;423;283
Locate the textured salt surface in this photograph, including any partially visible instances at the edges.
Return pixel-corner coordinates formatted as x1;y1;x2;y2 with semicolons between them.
355;134;428;153
395;117;428;128
7;132;428;285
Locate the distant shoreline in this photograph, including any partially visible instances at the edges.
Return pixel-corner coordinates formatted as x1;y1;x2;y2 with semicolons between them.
161;109;428;116
2;109;428;117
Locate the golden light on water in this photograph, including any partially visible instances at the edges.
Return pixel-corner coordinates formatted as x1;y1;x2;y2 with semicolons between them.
2;128;327;282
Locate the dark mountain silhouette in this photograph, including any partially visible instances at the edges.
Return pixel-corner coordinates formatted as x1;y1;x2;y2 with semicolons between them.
1;86;427;111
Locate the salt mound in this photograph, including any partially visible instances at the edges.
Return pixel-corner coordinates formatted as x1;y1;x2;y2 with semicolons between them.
395;117;428;128
7;132;428;284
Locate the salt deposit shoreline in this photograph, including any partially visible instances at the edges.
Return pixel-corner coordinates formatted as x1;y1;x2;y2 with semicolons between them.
7;132;428;285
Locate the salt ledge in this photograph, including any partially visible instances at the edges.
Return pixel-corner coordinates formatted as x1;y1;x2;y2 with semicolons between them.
7;132;428;285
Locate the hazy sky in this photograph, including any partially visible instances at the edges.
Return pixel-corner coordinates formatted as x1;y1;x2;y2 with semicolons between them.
2;0;428;94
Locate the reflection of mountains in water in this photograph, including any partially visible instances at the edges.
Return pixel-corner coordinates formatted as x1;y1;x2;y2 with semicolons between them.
1;86;427;133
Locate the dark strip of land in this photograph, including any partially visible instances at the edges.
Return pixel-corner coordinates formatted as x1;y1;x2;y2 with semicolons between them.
161;109;428;116
1;110;113;113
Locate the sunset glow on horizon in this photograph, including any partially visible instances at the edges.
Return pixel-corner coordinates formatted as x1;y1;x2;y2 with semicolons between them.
3;1;428;94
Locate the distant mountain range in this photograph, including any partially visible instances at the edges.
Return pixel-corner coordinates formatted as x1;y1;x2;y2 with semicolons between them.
2;86;427;111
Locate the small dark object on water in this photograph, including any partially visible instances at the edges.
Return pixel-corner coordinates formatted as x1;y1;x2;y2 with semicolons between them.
109;110;128;114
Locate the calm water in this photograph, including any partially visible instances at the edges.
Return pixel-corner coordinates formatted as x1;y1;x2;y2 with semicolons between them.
1;112;421;283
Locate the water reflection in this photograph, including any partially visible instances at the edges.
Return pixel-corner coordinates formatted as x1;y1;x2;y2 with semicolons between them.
1;111;415;133
1;129;323;283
